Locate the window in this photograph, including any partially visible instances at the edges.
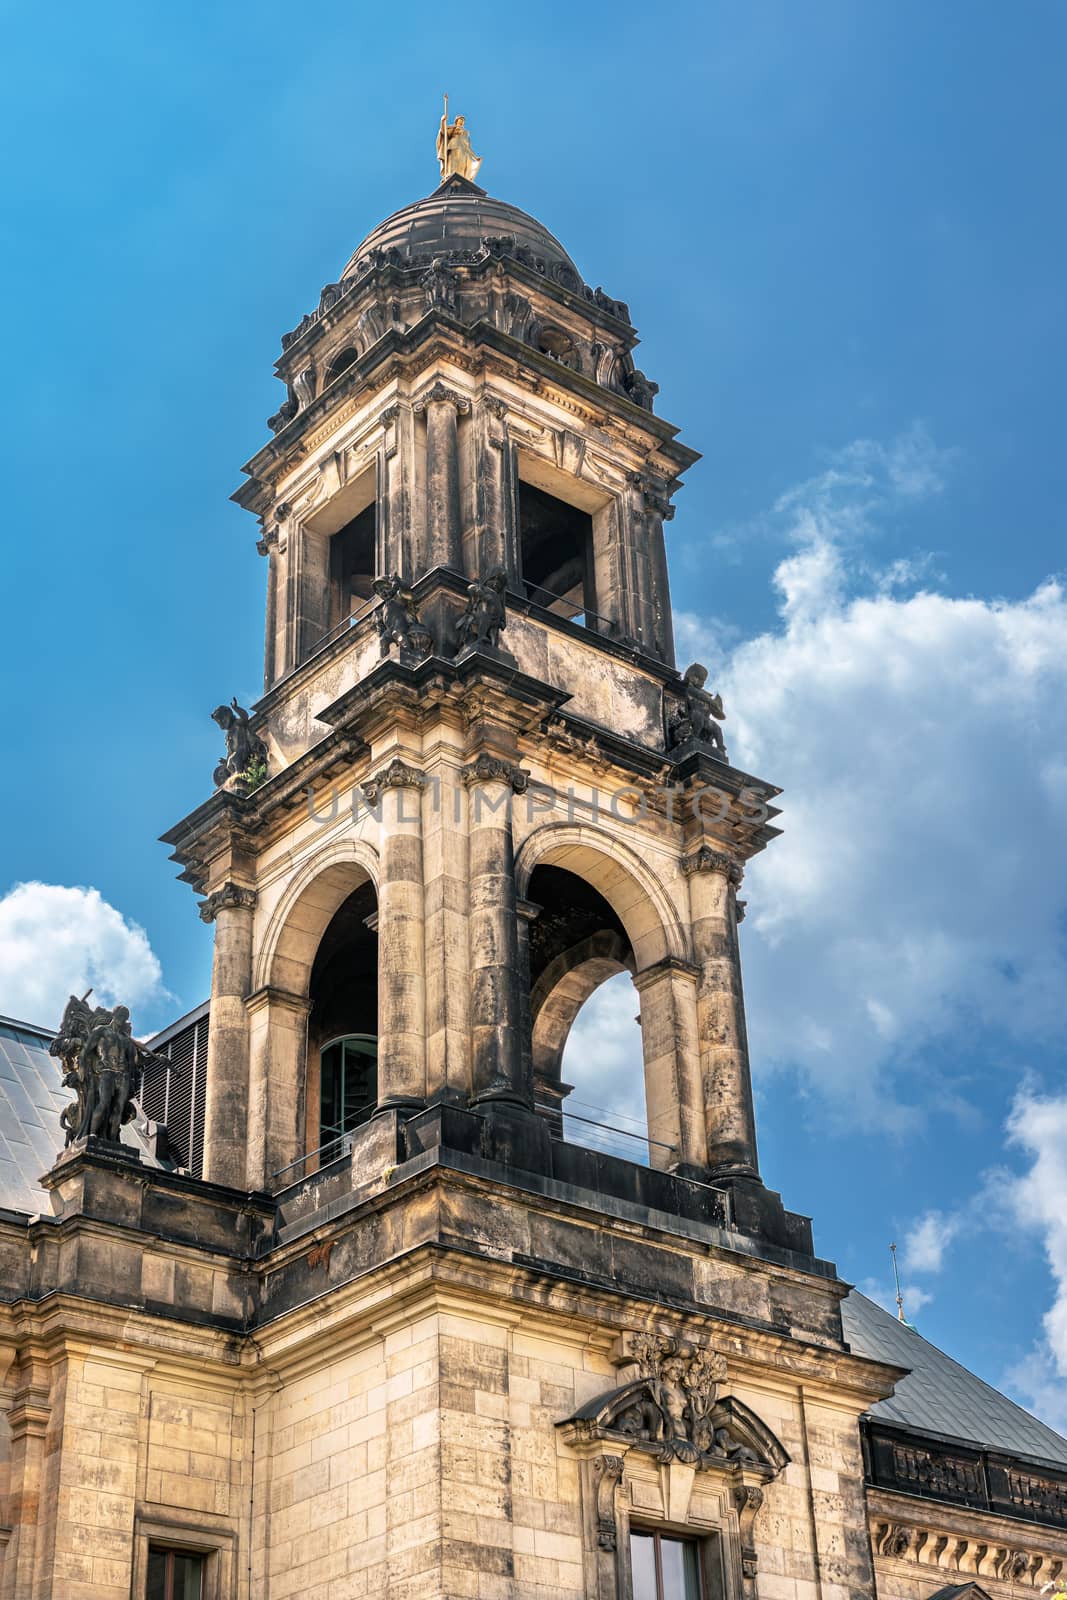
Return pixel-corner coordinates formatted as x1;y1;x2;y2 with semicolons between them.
328;504;376;626
319;1033;378;1159
146;1547;205;1600
631;1531;704;1600
517;481;596;622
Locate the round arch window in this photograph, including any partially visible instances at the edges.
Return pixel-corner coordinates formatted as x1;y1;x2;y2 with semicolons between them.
319;1034;378;1158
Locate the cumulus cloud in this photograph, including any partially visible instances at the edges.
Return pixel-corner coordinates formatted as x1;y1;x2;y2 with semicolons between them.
717;437;1067;1123
858;1275;935;1322
1002;1088;1067;1429
903;1210;961;1275
0;881;164;1030
569;424;1067;1136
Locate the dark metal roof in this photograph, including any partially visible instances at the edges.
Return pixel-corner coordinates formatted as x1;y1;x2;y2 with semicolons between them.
0;1015;69;1214
0;1013;193;1215
342;176;580;281
842;1289;1067;1467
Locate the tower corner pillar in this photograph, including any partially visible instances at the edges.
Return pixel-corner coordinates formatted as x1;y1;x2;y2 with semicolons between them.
200;881;257;1189
683;846;760;1181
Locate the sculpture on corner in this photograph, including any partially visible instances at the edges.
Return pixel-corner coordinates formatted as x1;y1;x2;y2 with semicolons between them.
455;566;508;654
212;697;268;788
667;663;727;759
373;575;434;661
50;992;163;1151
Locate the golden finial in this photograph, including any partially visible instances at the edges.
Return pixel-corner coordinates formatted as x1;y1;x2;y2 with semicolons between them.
436;94;482;183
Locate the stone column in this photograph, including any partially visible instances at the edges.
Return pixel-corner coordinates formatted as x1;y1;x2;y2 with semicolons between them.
684;847;760;1179
257;524;280;691
639;482;677;667
633;957;704;1174
515;898;540;1111
200;882;256;1189
245;985;311;1190
478;395;520;580
414;382;470;574
363;758;428;1111
464;754;529;1107
2;1348;51;1597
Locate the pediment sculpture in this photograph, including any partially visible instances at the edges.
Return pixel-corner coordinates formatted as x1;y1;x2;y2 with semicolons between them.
559;1333;789;1478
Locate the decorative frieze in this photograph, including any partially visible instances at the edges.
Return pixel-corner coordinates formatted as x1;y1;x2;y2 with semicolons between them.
873;1518;1063;1589
199;883;257;923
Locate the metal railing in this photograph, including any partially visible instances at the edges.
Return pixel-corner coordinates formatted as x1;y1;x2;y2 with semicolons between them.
271;1133;354;1192
535;1092;675;1166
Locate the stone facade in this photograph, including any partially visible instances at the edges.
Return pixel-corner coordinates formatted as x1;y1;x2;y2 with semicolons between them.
2;160;1064;1600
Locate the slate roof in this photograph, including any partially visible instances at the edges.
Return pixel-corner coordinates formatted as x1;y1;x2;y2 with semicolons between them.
842;1288;1067;1467
0;1015;69;1215
0;1014;166;1215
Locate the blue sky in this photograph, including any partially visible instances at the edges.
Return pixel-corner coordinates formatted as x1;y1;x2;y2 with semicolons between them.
1;2;1065;1425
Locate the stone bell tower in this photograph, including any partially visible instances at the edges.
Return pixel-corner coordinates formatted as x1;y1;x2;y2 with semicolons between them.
153;119;895;1599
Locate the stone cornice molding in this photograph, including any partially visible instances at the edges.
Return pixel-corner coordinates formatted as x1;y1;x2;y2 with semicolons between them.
245;985;312;1019
412;380;471;417
682;847;744;887
632;956;701;991
461;753;529;793
199;883;257;923
361;757;428;806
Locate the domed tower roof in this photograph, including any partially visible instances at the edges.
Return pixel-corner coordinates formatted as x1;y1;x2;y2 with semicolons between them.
341;174;581;285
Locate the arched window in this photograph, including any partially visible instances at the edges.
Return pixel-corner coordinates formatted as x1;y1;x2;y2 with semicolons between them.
326;346;359;384
318;1034;378;1160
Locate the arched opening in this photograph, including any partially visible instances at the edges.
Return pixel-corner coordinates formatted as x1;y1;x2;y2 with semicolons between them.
527;865;648;1160
305;879;379;1163
535;324;581;371
326;346;359;384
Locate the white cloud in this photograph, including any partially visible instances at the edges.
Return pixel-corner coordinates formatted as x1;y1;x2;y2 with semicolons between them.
707;431;1067;1124
858;1275;935;1322
0;881;164;1031
903;1210;961;1275
1002;1088;1067;1428
562;971;649;1158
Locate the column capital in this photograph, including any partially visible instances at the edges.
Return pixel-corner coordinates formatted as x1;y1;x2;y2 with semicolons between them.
413;380;471;417
461;752;529;793
199;882;257;923
361;757;428;806
682;847;743;886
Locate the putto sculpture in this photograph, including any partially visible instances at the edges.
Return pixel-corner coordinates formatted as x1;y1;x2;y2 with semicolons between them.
50;992;163;1150
455;566;508;653
212;697;269;788
373;574;434;661
668;663;727;759
436;97;482;182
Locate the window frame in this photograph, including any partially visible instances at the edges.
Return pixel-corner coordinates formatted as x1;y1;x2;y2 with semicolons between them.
629;1525;708;1600
132;1517;234;1600
147;1544;207;1600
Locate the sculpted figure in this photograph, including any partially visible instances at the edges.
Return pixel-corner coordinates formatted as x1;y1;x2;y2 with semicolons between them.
455;566;508;652
669;663;726;757
437;106;482;182
212;698;268;788
373;574;433;660
51;992;163;1149
422;256;458;313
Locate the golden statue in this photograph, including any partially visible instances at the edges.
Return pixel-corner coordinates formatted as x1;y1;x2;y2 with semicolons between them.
437;96;482;183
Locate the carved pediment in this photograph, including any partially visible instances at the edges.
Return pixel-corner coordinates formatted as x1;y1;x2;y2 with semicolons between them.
560;1381;789;1478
